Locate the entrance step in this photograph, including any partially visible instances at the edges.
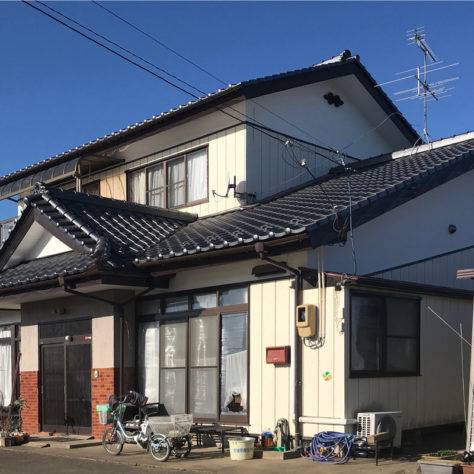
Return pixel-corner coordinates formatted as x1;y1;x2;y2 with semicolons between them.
27;435;101;449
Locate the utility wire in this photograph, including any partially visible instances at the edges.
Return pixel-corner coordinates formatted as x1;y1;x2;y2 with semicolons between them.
91;0;225;86
21;0;199;99
427;306;472;347
26;0;345;171
91;0;353;156
35;0;207;97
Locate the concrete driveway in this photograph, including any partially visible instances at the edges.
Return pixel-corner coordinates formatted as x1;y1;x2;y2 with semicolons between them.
0;428;465;474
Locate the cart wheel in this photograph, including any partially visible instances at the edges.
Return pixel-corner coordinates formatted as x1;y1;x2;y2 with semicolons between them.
102;427;124;456
174;435;192;458
149;434;170;462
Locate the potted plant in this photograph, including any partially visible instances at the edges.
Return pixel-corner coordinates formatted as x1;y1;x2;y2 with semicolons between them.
0;413;14;447
419;450;463;474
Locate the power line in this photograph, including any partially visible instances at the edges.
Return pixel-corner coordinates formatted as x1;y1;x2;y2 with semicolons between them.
91;0;226;86
23;0;349;171
35;0;207;97
91;0;347;154
21;0;199;99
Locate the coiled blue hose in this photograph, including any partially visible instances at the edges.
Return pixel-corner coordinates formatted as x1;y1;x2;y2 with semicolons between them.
302;431;355;464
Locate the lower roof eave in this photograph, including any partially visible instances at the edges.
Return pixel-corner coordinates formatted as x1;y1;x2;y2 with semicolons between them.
139;233;312;273
0;265;157;299
325;272;474;300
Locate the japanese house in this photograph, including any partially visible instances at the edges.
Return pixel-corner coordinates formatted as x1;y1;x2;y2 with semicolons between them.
0;50;472;440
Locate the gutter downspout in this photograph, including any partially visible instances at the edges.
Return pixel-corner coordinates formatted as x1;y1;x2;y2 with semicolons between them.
254;243;302;447
59;278;153;396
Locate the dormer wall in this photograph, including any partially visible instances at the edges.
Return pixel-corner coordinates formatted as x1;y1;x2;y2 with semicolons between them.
245;76;414;201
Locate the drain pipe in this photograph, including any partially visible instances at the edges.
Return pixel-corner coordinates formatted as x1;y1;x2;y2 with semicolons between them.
254;243;302;446
59;278;153;396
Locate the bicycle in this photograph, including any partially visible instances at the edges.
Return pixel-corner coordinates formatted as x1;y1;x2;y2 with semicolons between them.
101;393;159;456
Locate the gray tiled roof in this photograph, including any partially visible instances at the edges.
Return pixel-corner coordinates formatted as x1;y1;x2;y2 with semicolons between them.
0;251;96;289
135;138;474;263
23;184;196;267
0;136;473;290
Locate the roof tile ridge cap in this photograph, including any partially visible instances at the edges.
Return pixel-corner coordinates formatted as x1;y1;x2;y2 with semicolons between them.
195;201;264;223
46;187;197;223
34;185;101;246
390;133;474;160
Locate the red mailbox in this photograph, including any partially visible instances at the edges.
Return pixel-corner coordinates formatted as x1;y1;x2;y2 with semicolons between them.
266;345;291;365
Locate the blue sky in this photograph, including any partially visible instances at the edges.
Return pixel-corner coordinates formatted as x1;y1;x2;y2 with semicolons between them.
1;1;473;217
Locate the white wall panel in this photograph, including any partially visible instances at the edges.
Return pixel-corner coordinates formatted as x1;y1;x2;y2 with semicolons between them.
314;170;474;290
344;289;472;430
375;247;474;291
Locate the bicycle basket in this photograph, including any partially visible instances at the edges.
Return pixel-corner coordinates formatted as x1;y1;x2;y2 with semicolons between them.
96;404;112;424
147;414;193;437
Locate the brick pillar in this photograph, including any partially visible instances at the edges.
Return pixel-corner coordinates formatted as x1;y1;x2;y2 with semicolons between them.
91;367;117;439
20;371;39;434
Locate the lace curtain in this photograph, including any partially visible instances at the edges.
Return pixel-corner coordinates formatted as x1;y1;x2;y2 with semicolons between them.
0;328;12;407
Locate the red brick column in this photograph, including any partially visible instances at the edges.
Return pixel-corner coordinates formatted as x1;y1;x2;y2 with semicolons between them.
20;371;39;434
91;367;116;439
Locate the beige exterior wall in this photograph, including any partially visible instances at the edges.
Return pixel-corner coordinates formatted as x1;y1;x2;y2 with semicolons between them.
21;324;39;372
344;288;472;430
100;173;127;201
249;278;293;434
167;251;308;293
248;276;346;436
300;285;347;437
96;125;246;216
92;316;114;369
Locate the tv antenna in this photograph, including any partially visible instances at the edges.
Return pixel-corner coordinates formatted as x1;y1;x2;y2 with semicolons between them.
376;27;459;144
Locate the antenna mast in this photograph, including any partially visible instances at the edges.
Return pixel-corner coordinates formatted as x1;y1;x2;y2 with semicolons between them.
409;28;438;143
376;27;459;145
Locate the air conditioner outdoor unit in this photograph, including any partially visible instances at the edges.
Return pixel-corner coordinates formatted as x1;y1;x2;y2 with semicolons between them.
357;411;403;448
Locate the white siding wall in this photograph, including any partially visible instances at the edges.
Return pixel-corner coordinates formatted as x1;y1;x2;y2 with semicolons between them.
90;102;248;217
313;169;474;290
98;125;246;216
345;289;472;430
249;278;293;434
246;75;414;201
373;246;474;291
300;286;347;437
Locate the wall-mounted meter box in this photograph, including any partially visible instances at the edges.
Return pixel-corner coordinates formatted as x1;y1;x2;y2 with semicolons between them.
296;304;317;338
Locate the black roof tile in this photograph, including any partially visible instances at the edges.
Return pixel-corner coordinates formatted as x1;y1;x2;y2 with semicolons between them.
136;138;474;263
0;136;473;290
0;184;195;276
0;251;96;289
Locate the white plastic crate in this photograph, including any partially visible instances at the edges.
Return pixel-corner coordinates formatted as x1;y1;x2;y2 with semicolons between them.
147;414;193;437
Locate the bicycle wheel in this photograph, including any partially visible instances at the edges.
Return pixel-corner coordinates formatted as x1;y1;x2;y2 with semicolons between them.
149;434;170;462
174;435;192;458
102;427;124;456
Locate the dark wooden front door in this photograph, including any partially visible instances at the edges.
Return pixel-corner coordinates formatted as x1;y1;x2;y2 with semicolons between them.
41;340;91;434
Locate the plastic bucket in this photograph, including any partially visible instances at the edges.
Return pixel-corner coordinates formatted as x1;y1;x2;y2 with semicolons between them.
228;437;255;460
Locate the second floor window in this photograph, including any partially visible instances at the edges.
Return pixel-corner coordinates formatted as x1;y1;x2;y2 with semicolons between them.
128;148;208;209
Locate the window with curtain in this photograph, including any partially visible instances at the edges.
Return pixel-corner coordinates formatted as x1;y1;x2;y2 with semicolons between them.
0;327;12;406
350;292;420;377
137;286;248;422
137;321;160;404
128;147;208;208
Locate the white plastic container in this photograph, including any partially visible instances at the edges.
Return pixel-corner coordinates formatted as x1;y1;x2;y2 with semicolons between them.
228;437;254;460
